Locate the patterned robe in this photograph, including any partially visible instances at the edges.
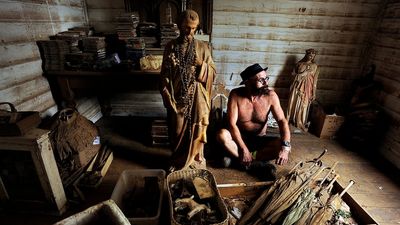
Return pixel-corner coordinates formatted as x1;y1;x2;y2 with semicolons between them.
160;38;216;170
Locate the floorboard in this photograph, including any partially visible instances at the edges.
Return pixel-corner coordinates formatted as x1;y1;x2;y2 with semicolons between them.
0;116;399;225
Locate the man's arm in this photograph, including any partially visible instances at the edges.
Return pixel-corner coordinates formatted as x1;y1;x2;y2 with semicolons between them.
227;90;253;166
270;91;291;165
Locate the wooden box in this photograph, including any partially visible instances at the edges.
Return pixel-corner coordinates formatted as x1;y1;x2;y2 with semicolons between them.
0;128;67;215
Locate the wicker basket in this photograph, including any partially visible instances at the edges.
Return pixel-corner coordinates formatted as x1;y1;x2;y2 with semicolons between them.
167;169;228;225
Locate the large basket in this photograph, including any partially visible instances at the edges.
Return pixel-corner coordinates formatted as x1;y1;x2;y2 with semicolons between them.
167;169;229;225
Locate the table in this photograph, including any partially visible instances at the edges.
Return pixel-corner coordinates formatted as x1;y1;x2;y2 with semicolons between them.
44;70;161;115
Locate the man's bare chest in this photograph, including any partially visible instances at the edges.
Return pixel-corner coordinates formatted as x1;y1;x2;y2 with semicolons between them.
237;98;271;121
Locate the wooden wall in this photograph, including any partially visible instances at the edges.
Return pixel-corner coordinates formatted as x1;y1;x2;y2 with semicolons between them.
212;0;400;169
85;0;207;33
2;0;397;167
85;0;125;33
368;1;400;169
0;0;101;122
211;0;383;108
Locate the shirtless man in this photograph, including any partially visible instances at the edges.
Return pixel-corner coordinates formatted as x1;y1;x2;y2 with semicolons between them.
217;63;291;167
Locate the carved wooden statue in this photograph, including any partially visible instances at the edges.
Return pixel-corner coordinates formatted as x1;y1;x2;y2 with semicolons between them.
286;49;319;131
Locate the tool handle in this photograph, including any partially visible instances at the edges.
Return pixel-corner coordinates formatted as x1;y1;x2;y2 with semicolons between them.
339;180;355;197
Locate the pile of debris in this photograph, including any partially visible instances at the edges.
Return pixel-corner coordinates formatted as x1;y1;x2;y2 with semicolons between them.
224;150;358;225
168;169;228;225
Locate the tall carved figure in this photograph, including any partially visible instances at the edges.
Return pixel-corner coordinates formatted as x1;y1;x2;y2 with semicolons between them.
286;49;319;130
159;9;216;170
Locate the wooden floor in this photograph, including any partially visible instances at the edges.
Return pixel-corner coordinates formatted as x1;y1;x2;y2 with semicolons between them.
0;116;399;225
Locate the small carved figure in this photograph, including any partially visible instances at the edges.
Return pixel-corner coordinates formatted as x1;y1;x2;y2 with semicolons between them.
174;196;213;219
286;49;319;131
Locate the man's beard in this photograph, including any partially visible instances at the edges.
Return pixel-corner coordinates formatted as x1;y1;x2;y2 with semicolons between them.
179;34;194;43
250;85;269;96
177;35;194;55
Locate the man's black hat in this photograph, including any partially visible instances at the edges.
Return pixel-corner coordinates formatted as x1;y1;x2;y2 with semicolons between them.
240;63;268;85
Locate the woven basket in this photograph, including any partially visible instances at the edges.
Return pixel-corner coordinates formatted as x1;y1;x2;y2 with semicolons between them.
167;169;228;225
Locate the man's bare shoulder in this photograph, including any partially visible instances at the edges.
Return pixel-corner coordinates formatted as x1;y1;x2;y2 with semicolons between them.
263;89;279;99
229;87;247;97
264;89;282;106
266;89;278;96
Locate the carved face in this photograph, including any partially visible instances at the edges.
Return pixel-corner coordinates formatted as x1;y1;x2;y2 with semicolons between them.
306;52;316;62
180;19;199;40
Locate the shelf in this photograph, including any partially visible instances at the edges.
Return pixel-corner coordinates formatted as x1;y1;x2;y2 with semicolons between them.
45;70;160;77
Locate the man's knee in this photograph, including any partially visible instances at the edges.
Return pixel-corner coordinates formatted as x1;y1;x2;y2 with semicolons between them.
216;128;231;144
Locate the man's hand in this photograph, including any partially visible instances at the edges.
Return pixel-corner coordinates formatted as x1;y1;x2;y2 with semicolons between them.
276;148;290;165
240;149;253;167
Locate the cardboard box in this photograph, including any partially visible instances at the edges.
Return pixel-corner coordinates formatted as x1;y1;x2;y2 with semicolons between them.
310;103;344;139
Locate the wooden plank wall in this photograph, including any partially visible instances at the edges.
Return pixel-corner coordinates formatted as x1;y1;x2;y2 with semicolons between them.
85;0;125;33
212;0;400;170
211;0;383;108
0;0;101;122
368;1;400;169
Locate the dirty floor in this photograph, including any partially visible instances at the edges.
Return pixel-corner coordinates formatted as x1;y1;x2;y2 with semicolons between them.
0;116;399;225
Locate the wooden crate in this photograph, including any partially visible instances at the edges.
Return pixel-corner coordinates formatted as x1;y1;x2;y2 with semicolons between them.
332;181;379;224
0;128;67;215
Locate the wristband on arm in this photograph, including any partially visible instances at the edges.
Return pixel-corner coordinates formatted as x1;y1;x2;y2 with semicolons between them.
281;141;291;152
